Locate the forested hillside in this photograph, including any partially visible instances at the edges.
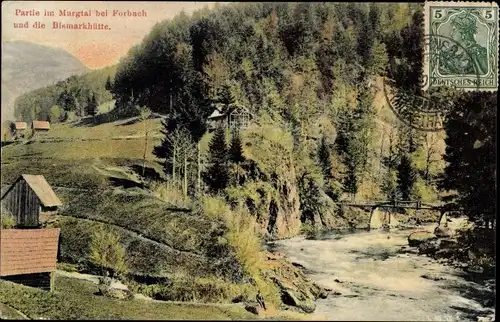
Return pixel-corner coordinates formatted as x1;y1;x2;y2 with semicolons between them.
14;65;116;123
107;2;445;233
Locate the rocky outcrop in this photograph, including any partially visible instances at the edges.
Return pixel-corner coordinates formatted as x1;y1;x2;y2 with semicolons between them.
418;239;441;255
408;229;462;261
97;276;134;300
228;156;301;240
100;286;134;300
271;159;302;239
408;230;437;247
306;189;346;230
263;252;328;314
244;302;264;315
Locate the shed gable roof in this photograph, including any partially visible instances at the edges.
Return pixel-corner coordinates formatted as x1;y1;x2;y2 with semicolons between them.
22;174;62;207
0;228;60;276
2;175;62;207
14;122;27;130
208;109;225;119
32;120;50;130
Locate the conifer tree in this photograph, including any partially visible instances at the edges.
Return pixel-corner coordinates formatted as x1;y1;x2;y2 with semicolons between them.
229;129;245;185
204;126;229;194
86;94;98;118
440;92;496;231
317;136;332;179
217;83;235;113
396;152;416;200
229;130;245;164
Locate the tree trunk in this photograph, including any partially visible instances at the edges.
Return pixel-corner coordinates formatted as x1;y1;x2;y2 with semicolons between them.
173;147;176;183
183;154;188;197
142;130;148;187
197;142;201;195
236;163;240;185
379;129;386;178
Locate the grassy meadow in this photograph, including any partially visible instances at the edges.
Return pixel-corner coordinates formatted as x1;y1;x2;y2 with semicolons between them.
0;277;257;320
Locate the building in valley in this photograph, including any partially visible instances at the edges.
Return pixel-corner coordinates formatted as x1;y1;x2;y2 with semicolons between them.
207;103;251;131
1;174;62;227
31;120;50;136
0;174;61;292
10;121;27;140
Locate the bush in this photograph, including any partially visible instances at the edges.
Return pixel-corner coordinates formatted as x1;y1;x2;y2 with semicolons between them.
199;196;261;275
197;195;232;221
1;209;16;229
90;226;128;277
197;196;281;308
300;223;318;239
151;180;191;209
134;275;254;303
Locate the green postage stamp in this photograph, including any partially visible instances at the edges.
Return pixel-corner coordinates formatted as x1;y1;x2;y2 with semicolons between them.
424;2;499;91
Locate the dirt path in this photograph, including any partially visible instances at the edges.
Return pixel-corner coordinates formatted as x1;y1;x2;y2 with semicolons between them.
275;220;495;321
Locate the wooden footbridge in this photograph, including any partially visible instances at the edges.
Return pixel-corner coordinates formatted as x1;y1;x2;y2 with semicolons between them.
339;200;458;229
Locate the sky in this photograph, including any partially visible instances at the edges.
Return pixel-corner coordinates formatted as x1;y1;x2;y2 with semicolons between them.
1;1;219;69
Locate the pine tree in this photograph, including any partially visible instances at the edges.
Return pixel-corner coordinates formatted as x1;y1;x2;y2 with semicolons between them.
229;129;245;186
86;94;98;118
153;119;174;175
317;136;332;179
204;126;229;194
217;83;235;113
396;152;416;200
229;130;245;164
439;92;496;231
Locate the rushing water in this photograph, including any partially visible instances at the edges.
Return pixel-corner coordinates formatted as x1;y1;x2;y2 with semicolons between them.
271;222;495;321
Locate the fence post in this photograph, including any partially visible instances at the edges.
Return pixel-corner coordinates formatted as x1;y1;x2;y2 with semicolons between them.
50;271;55;292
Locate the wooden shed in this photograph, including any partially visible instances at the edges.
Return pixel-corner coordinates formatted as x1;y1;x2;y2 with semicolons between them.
1;174;62;228
31;120;50;136
0;228;60;290
10;121;27;139
207;103;251;131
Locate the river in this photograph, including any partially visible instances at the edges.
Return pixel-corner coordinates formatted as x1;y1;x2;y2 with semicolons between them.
271;220;495;321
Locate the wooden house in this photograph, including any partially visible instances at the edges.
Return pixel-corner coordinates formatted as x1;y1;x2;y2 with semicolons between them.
0;228;60;291
31;120;50;136
10;122;27;139
1;174;62;228
207;103;251;131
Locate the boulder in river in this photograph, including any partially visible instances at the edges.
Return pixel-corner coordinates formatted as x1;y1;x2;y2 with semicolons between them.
434;226;452;238
434;248;456;260
438;238;459;249
408;230;437;247
418;239;440;255
421;272;448;281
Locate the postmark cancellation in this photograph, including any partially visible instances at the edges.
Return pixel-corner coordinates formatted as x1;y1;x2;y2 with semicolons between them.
424;2;499;92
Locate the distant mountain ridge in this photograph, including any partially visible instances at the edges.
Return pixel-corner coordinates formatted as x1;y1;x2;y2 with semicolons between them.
1;40;89;122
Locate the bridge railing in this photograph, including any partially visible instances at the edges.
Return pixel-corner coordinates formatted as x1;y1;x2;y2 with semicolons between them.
339;199;444;210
